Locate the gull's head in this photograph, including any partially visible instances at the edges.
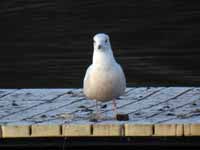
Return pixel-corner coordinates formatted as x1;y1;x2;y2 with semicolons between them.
93;33;111;51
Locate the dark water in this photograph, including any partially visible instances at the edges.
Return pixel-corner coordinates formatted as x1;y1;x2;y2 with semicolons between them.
0;0;200;88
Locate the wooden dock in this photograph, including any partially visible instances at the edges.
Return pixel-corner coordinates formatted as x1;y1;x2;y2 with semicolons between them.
0;87;200;138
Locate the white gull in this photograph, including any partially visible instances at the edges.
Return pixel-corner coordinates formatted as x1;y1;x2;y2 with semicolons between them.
83;33;126;118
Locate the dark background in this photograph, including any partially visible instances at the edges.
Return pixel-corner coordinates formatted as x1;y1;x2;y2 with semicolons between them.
0;0;200;88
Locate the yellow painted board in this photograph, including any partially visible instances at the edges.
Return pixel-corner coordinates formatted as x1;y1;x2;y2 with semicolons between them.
190;124;200;136
92;124;122;136
3;123;200;137
184;124;200;136
1;125;30;138
176;124;184;136
154;124;177;136
62;124;91;136
31;125;61;137
124;124;153;136
184;124;191;136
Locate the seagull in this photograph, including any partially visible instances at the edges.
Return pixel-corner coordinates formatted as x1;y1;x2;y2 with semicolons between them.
83;33;126;119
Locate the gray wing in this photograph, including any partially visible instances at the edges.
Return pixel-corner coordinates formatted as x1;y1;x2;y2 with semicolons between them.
83;65;93;85
116;63;126;94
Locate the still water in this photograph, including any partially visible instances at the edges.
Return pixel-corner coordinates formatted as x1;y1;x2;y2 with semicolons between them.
0;0;200;87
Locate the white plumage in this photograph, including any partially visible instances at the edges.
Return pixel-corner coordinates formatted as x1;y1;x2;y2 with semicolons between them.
83;33;126;106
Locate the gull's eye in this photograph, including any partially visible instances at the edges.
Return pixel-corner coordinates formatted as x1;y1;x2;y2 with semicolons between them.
105;39;108;43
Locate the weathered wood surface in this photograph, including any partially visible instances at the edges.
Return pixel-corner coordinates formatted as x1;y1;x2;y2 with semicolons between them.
0;87;200;137
1;1;200;88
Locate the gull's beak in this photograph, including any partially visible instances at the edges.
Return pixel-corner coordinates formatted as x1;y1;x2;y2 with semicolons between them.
97;45;102;49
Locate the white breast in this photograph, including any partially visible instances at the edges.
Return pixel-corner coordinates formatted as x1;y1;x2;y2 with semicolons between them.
83;63;126;101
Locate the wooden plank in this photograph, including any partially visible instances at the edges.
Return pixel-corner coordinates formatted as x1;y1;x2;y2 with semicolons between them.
75;87;164;115
45;87;161;122
31;125;61;137
190;124;200;136
15;88;133;123
1;124;200;137
36;87;163;124
102;87;164;113
124;124;153;136
124;88;136;96
0;87;199;126
141;88;200;123
183;124;200;136
154;124;176;136
0;89;72;124
184;124;191;136
0;101;44;121
164;112;200;124
0;89;19;98
20;87;130;123
158;103;200;124
120;87;190;116
21;88;191;123
154;124;183;136
25;100;96;124
176;124;184;136
26;88;135;118
15;97;86;124
92;124;122;136
122;87;164;99
62;124;91;136
123;87;148;97
0;89;69;121
1;125;30;138
0;89;69;101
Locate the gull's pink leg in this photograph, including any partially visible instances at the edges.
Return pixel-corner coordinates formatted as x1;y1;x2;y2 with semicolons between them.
96;100;98;113
112;99;117;114
95;100;101;119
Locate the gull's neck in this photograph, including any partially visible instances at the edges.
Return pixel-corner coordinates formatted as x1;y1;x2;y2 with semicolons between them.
92;48;116;67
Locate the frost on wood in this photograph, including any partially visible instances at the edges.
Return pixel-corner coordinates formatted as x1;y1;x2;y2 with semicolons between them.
0;87;199;125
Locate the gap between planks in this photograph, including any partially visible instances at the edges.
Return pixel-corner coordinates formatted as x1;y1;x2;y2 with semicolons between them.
1;124;200;138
